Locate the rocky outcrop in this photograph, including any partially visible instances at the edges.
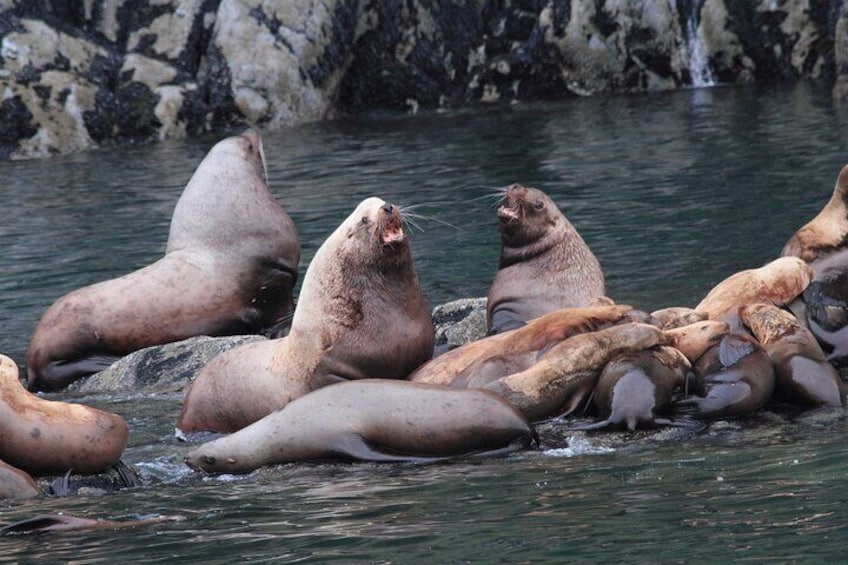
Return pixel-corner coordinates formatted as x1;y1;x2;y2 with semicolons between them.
2;0;847;159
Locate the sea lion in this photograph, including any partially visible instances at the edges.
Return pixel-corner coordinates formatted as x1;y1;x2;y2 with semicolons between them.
0;460;39;501
480;322;666;422
694;257;813;329
409;305;643;387
781;164;848;262
674;333;775;420
578;346;691;431
0;355;128;475
184;379;535;475
486;184;605;334
739;303;846;407
26;129;300;392
664;320;730;364
650;307;707;330
177;198;434;434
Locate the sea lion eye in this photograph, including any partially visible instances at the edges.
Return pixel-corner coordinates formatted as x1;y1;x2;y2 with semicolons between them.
533;200;544;210
361;216;369;224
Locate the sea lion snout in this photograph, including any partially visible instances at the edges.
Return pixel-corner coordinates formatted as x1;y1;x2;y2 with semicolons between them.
381;202;394;214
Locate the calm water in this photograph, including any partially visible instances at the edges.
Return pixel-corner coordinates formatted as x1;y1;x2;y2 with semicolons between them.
2;83;848;561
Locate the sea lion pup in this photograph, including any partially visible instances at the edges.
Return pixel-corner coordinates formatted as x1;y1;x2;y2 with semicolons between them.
739;303;846;407
0;355;128;475
409;305;643;387
0;460;39;501
674;334;775;420
781;164;848;262
480;322;666;422
664;320;730;364
177;198;434;434
26;129;300;392
694;257;813;329
486;184;605;334
184;379;535;475
576;346;691;431
650;307;707;330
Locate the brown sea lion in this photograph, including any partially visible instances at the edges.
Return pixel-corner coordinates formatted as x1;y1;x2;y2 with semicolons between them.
486;184;605;334
781;164;848;262
1;514;183;535
409;305;643;387
694;257;813;328
26;129;300;392
184;379;535;475
674;334;775;420
577;346;691;431
650;307;707;330
0;355;128;475
739;303;846;407
0;460;39;501
480;322;666;422
664;320;730;364
177;198;434;434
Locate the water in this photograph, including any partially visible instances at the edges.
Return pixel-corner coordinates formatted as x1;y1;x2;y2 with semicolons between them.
2;83;848;561
685;2;715;88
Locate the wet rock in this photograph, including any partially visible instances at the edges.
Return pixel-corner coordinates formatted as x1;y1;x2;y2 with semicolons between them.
432;297;487;351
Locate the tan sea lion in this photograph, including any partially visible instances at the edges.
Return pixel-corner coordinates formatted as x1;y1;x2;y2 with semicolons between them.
694;257;813;328
409;305;643;387
486;184;605;334
0;355;128;475
177;197;434;434
184;379;536;475
781;164;848;262
26;129;300;392
577;346;691;431
650;307;707;330
664;320;730;364
0;460;39;501
674;334;775;420
480;322;666;422
739;303;846;407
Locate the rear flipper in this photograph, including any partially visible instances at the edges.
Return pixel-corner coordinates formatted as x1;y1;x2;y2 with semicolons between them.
30;354;121;392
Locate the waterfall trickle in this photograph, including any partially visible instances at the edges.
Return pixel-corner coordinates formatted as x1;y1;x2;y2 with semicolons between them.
685;4;715;87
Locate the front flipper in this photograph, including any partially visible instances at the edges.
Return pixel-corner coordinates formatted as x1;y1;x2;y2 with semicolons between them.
332;433;453;463
31;354;121;391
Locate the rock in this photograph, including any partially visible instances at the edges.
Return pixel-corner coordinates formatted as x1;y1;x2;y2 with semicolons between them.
432;297;488;350
68;335;266;394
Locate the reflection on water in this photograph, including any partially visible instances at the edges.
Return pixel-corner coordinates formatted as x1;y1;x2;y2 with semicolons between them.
2;83;848;561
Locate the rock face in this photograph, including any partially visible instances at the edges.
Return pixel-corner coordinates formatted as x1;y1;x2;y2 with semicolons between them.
2;0;848;159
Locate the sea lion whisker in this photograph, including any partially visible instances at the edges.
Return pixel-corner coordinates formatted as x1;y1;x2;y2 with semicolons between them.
258;136;269;186
400;211;459;231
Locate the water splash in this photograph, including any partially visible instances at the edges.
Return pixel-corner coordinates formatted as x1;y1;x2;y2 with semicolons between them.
685;4;715;87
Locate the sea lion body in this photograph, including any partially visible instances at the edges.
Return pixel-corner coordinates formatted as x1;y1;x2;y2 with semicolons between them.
487;184;605;334
409;305;642;387
0;355;128;475
0;460;39;501
581;346;691;431
184;379;535;475
26;130;299;391
177;198;434;434
675;334;775;420
739;303;846;407
781;165;848;262
650;307;707;330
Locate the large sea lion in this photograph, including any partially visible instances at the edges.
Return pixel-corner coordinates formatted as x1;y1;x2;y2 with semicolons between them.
26;129;300;392
480;322;666;422
184;379;535;475
486;184;605;334
694;257;813;329
0;355;128;475
739;303;846;407
664;320;730;364
781;164;848;262
177;198;434;434
578;346;691;431
674;334;775;420
0;460;39;501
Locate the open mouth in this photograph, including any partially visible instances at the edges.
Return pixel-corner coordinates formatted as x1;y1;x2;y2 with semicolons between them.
380;214;405;244
497;205;520;221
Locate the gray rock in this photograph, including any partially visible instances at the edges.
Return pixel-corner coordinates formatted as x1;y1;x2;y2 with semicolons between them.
68;335;266;394
432;297;487;350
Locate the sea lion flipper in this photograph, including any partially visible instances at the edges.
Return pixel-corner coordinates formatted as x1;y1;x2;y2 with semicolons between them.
487;310;527;335
332;433;446;463
34;355;121;391
0;514;97;535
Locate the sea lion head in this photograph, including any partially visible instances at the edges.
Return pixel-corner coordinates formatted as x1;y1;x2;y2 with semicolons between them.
738;302;801;346
497;184;563;247
340;197;409;267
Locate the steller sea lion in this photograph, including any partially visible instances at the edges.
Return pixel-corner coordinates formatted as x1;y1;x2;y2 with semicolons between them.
0;355;128;476
781;164;848;262
739;303;846;407
486;184;605;334
26;129;300;392
650;307;707;330
177;197;434;434
183;379;536;475
664;320;730;364
409;305;644;387
0;460;39;501
577;346;691;431
694;257;812;329
479;322;666;422
674;333;775;420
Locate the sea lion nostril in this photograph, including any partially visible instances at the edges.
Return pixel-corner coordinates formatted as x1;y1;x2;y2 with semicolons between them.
381;203;393;214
